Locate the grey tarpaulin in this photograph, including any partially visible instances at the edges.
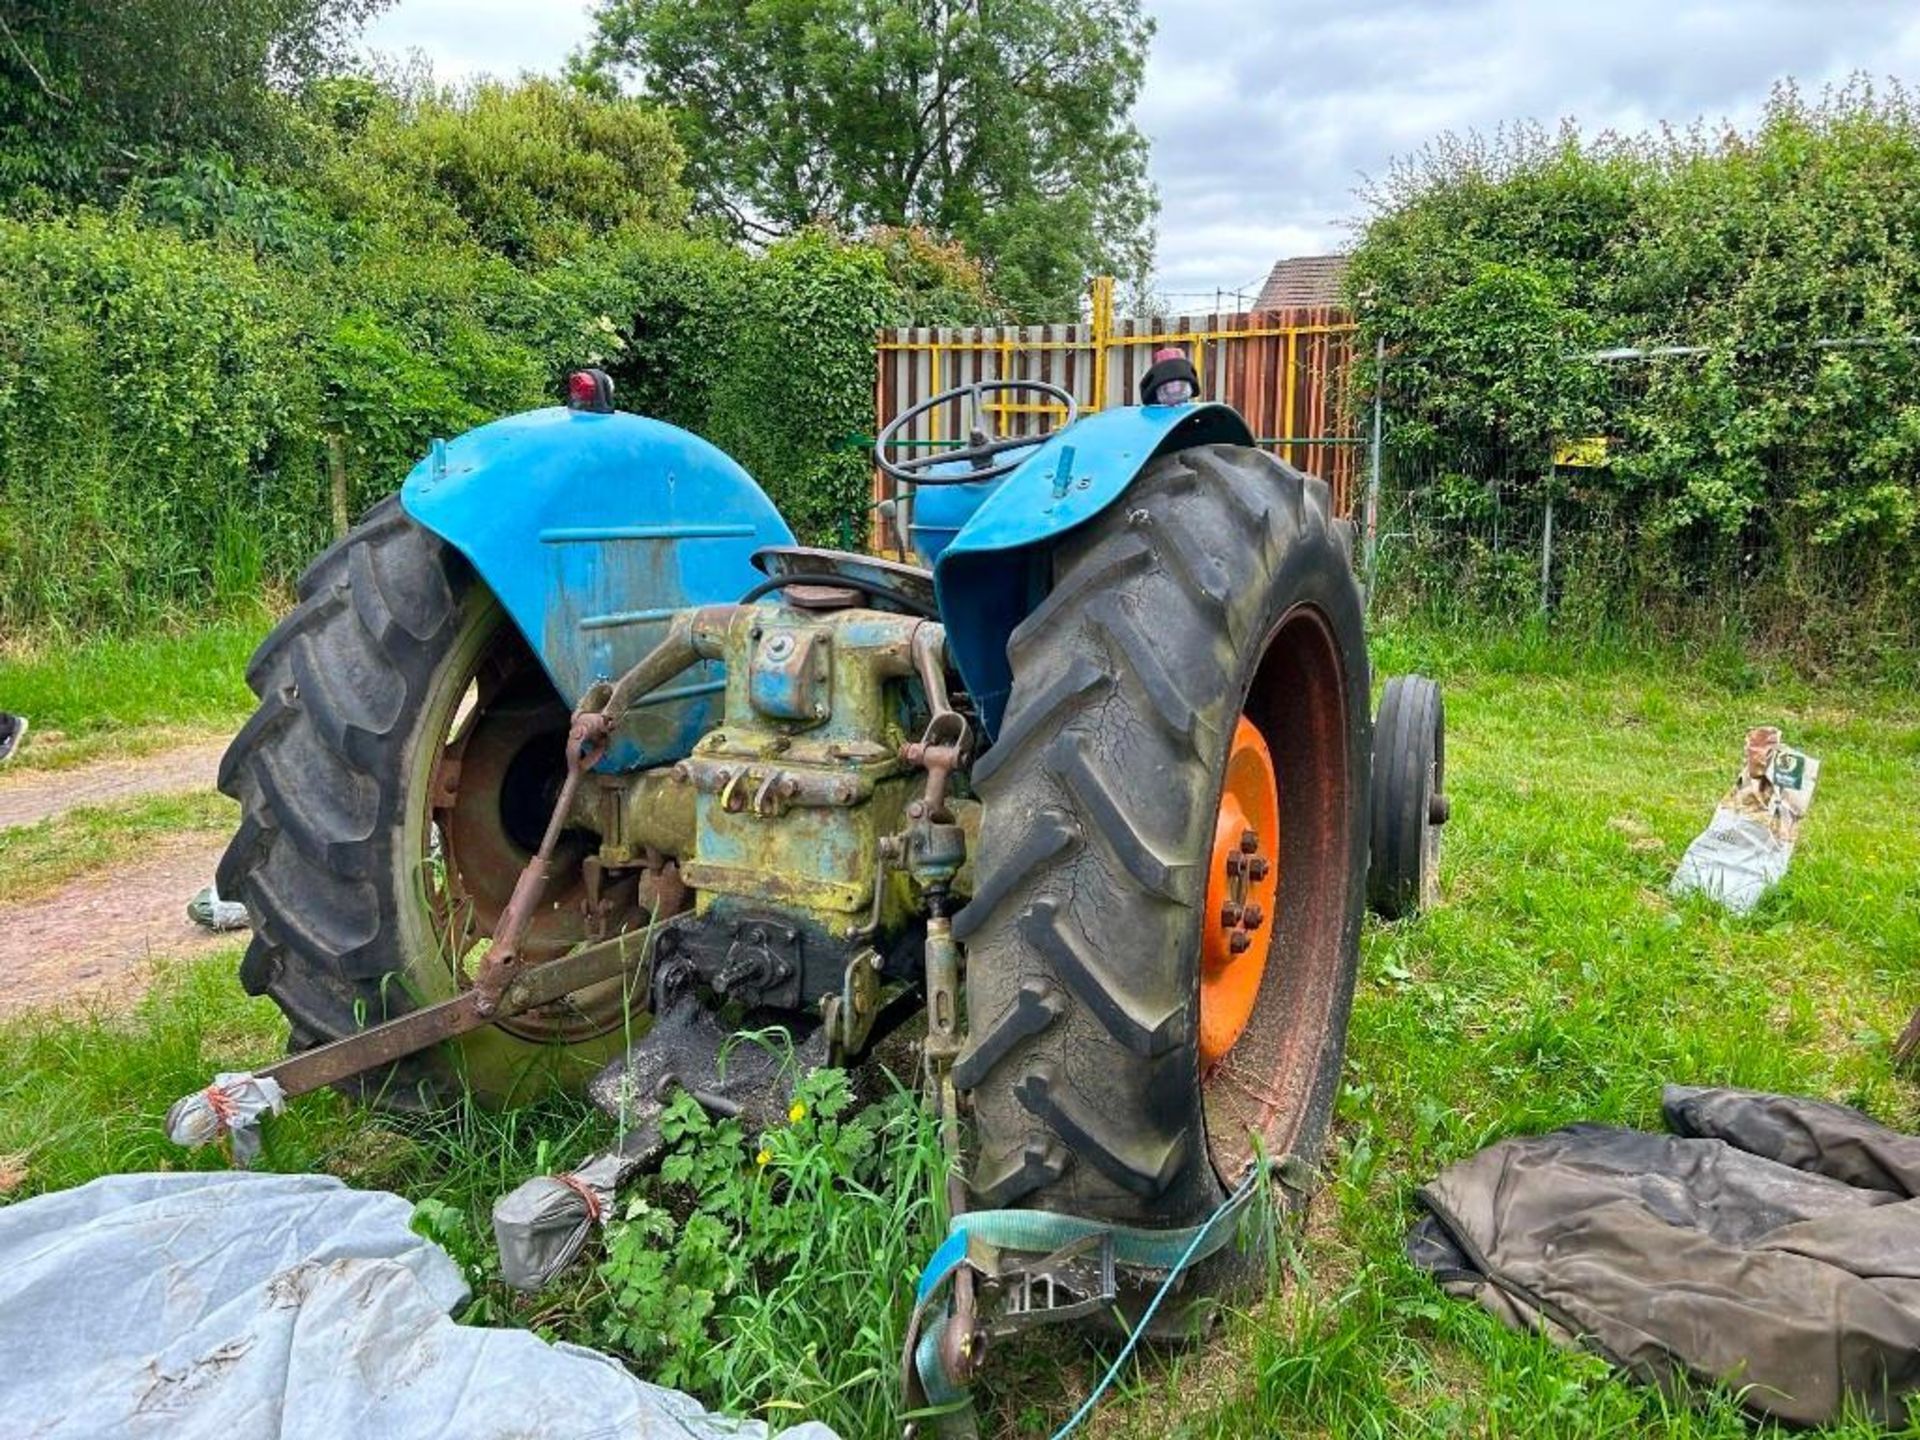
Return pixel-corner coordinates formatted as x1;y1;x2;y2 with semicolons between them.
1409;1085;1920;1426
0;1170;839;1440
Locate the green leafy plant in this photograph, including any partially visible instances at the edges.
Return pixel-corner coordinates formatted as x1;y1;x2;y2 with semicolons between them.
592;1067;943;1425
0;88;995;636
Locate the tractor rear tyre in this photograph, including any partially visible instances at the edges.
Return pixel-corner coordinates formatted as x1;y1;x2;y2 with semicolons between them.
955;443;1370;1319
217;499;640;1109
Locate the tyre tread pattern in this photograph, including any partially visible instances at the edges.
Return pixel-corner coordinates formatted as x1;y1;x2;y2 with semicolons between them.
216;497;473;1102
1367;675;1443;920
958;444;1363;1235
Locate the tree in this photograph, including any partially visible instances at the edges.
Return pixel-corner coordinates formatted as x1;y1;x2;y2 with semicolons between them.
574;0;1157;318
348;78;690;263
0;0;387;203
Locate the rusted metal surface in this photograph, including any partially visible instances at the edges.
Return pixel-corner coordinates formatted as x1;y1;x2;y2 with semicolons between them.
231;583;980;1164
901;623;971;824
779;582;863;611
438;678;587;962
470;710;613;1014
252;925;657;1101
918;911;982;1386
819;946;887;1058
1203;603;1356;1184
751;546;939;615
746;624;832;724
679;609;941;931
591;768;696;865
587;604;734;727
422;622;662;1045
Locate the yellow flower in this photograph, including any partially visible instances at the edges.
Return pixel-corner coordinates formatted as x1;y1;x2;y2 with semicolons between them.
788;1101;807;1124
755;1148;772;1167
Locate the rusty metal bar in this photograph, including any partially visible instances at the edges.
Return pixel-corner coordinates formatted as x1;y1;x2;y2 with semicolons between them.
249;925;657;1100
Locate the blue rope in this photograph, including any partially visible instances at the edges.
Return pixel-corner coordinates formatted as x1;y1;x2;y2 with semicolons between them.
1047;1166;1263;1440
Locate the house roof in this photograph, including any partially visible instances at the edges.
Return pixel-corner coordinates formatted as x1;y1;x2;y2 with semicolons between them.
1253;253;1349;312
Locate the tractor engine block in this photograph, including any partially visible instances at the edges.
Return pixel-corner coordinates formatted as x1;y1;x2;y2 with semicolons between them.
592;602;961;1013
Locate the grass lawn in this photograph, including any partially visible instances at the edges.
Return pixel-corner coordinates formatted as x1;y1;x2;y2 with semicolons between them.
1;618;1915;1438
0;611;270;769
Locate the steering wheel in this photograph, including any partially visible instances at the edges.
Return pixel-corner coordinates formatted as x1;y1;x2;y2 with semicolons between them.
875;379;1079;486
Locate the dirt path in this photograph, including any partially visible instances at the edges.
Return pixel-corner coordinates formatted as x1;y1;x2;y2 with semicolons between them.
0;736;229;830
0;832;239;1018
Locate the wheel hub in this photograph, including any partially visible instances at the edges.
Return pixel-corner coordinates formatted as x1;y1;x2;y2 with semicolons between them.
427;644;630;1045
1199;716;1280;1069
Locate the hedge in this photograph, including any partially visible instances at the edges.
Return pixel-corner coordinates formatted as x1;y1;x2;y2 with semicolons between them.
0;215;982;634
1350;81;1920;654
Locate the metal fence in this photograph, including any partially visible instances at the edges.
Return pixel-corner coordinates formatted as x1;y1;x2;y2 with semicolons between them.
868;295;1920;632
872;278;1363;552
1363;334;1920;622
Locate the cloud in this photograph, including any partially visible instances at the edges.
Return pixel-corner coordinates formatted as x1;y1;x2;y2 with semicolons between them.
1139;0;1920;294
361;0;1920;298
360;0;597;83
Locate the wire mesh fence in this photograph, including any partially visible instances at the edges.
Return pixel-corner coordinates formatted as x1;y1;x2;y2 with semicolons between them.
1366;335;1920;650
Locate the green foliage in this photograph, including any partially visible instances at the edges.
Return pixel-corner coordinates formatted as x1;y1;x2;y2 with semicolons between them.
1351;82;1920;650
593;1067;943;1428
0;0;386;204
0;212;321;628
5;626;1920;1435
0;112;990;632
349;78;689;263
707;230;898;541
577;0;1156;318
0;616;265;759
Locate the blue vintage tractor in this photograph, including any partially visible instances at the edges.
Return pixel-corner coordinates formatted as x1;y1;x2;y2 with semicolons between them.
201;364;1445;1414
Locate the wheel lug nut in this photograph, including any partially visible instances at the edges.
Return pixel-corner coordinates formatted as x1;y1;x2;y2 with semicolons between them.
1241;903;1265;930
1220;901;1243;928
1248;856;1270;881
1228;931;1253;955
1239;829;1258;854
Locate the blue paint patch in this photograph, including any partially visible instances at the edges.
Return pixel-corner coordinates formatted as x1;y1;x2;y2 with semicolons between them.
402;406;793;771
907;470;1004;567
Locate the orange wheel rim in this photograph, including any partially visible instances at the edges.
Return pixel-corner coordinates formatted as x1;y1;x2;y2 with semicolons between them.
1200;715;1280;1070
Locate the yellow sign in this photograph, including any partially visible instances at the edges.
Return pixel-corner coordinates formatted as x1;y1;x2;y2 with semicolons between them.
1553;436;1610;468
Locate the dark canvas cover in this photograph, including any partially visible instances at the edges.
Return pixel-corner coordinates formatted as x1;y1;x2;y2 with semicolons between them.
1409;1086;1920;1426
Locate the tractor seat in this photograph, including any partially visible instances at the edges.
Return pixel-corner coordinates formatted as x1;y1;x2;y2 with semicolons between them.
749;546;936;616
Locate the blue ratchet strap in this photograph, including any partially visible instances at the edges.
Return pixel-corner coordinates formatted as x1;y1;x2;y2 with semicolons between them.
916;1227;971;1305
907;1155;1297;1418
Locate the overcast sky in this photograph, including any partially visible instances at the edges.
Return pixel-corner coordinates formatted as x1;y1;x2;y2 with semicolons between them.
363;1;1920;303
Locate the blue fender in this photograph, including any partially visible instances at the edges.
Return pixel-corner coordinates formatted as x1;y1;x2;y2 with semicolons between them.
401;406;794;771
931;402;1254;739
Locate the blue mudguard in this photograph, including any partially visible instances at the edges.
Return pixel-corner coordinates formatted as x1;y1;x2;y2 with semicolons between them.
401;406;793;771
931;402;1254;739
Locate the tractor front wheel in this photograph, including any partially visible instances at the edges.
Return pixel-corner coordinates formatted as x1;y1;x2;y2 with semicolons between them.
955;443;1370;1318
217;499;644;1109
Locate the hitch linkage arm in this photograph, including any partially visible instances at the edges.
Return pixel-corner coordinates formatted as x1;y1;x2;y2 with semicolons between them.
474;605;734;1013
